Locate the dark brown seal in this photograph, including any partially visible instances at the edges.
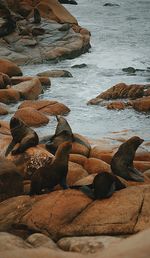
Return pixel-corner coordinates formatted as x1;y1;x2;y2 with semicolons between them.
45;116;91;155
0;72;11;89
0;5;16;37
30;141;72;195
111;136;144;182
5;116;39;156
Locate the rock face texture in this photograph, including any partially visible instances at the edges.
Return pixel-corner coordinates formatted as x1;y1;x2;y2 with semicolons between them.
0;0;91;65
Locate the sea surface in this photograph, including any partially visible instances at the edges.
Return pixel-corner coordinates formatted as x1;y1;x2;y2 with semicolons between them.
2;0;150;145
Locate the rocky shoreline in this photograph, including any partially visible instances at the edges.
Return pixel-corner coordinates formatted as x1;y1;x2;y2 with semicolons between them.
0;1;150;258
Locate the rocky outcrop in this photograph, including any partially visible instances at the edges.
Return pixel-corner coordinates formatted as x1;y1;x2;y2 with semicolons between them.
0;1;91;65
0;59;22;77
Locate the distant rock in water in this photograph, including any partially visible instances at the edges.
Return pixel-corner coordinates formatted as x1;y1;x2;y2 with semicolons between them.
103;3;120;7
122;67;147;74
59;0;78;5
71;63;87;68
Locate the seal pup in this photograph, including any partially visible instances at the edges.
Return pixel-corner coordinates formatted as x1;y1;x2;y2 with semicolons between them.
111;136;144;182
30;141;72;195
5;116;39;156
45;116;91;155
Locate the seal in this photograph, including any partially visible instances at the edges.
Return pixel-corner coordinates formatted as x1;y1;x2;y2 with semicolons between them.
45;116;91;154
30;141;72;195
71;172;126;199
5;116;39;156
0;6;16;37
111;136;144;182
0;72;11;89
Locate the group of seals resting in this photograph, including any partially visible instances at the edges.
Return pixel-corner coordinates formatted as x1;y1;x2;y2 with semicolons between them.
4;115;145;199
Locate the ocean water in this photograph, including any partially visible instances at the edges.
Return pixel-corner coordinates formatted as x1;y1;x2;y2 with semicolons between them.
2;0;150;145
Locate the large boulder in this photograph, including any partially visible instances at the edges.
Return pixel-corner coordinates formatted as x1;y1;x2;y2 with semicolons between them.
14;107;49;126
0;72;12;89
0;59;22;77
0;157;23;202
11;76;51;87
0;88;20;104
12;77;43;100
129;96;150;112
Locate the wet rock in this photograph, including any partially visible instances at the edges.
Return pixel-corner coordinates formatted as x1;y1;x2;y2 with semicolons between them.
11;76;51;86
59;0;78;5
18;100;70;116
71;63;87;68
14;107;49;127
71;134;91;157
134;160;150;173
57;235;122;254
37;70;72;78
0;59;22;77
129;96;150;112
88;83;145;104
0;88;20;104
122;67;136;74
0;72;12;89
0;157;23;202
103;3;120;7
107;101;126;110
0;232;32;250
12;77;43;100
83;158;111;174
69;154;87;167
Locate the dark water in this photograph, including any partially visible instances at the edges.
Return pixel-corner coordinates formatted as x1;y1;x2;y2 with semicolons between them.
2;0;150;146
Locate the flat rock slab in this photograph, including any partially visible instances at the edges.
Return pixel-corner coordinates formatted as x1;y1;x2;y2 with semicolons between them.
0;185;150;241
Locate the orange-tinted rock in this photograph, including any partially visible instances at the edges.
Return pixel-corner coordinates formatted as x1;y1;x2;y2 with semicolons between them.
134;161;150;173
0;103;9;115
14;107;49;126
67;162;88;186
83;158;111;174
107;101;126;110
11;76;51;86
90;146;114;164
12;77;42;100
7;146;54;179
130;96;150;112
71;134;91;157
0;73;11;89
69;154;87;167
0;157;23;202
0;88;20;104
0;59;22;77
135;152;150;161
37;70;72;78
18;99;70;116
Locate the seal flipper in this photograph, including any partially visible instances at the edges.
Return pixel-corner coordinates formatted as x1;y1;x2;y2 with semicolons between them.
5;140;16;156
70;184;94;199
128;166;144;182
105;182;116;198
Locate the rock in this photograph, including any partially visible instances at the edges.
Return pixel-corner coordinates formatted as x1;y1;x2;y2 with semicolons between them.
103;3;120;7
26;233;59;250
0;88;20;104
71;134;91;157
73;174;96;186
67;162;88;186
83;158;111;174
37;70;72;78
0;102;10;115
12;77;43;100
90;145;115;164
59;0;78;5
0;232;32;250
88;83;145;104
69;154;87;167
71;63;87;69
57;235;122;254
0;72;12;89
0;157;23;202
122;67;136;73
18;100;70;116
107;101;126;110
0;59;22;77
7;146;54;179
14;107;49;126
129;96;150;112
134;161;150;173
11;76;51;86
144;169;150;179
12;185;150;240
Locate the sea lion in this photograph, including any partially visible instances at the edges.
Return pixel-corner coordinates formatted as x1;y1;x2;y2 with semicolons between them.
30;141;72;195
45;116;91;155
5;116;39;156
71;172;126;199
0;72;11;89
111;136;144;182
0;6;16;37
